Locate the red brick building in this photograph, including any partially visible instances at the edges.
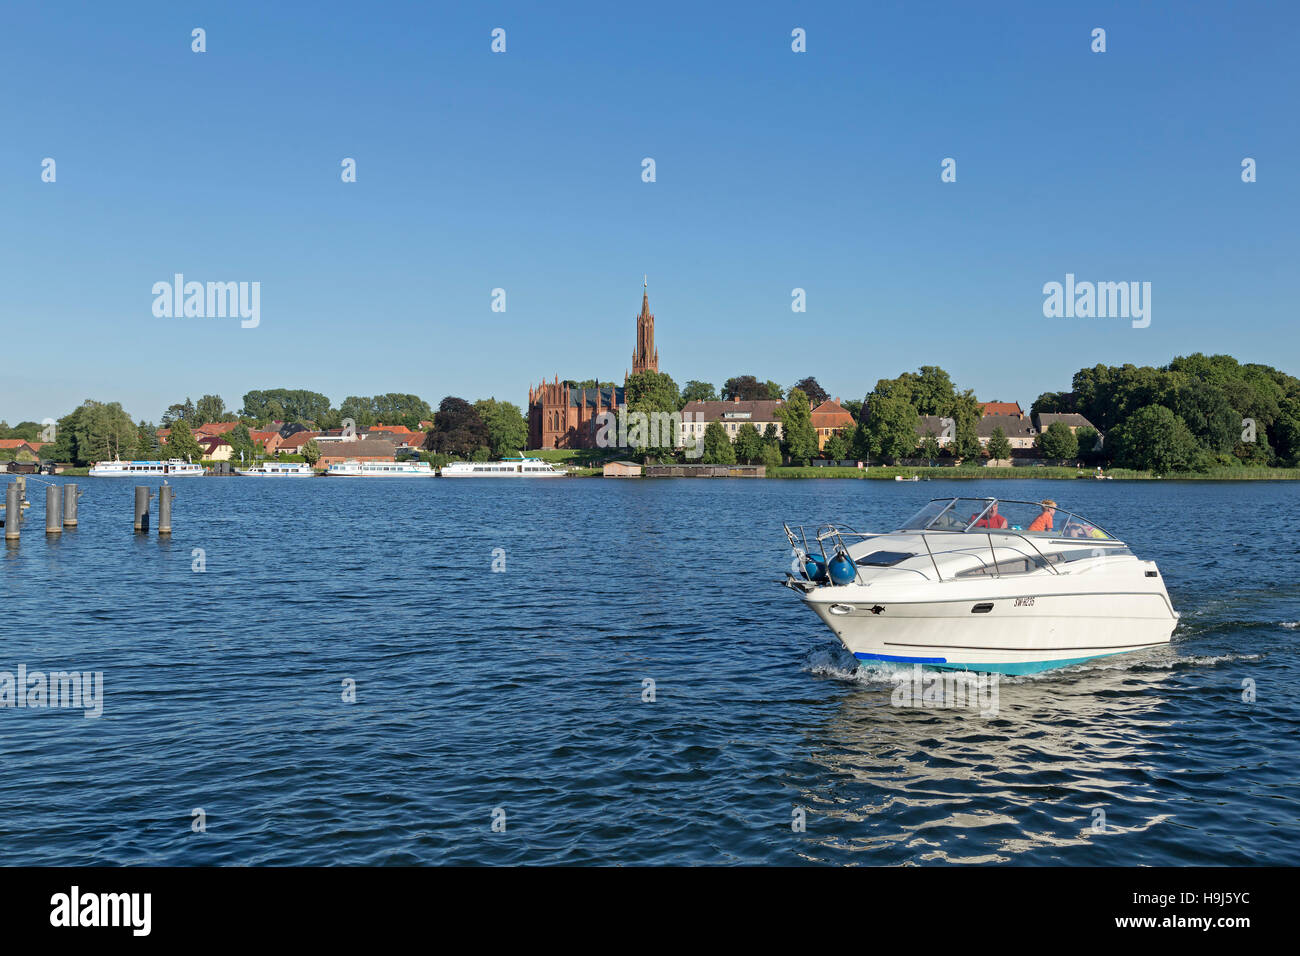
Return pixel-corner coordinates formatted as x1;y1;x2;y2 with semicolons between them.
527;281;659;450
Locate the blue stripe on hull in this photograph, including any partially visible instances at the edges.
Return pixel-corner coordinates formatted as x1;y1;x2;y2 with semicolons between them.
852;650;1128;675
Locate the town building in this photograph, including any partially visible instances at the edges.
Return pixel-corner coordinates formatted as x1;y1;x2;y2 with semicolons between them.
810;398;856;450
1033;412;1097;435
249;430;283;454
679;397;784;446
197;436;234;461
277;431;322;455
914;414;1037;451
978;414;1037;449
316;440;397;468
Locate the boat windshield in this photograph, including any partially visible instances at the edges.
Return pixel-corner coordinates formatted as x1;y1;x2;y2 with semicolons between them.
896;498;1113;538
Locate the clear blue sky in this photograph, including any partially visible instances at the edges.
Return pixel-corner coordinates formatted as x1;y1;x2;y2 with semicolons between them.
2;1;1295;424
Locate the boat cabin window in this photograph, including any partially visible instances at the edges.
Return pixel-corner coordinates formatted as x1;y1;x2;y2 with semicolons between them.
855;550;914;567
897;498;1112;538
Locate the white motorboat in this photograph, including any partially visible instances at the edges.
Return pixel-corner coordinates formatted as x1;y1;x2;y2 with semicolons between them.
89;459;204;477
782;497;1178;675
440;456;566;477
236;462;315;477
324;460;436;477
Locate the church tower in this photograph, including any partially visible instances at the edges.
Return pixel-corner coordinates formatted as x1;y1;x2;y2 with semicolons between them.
631;276;659;376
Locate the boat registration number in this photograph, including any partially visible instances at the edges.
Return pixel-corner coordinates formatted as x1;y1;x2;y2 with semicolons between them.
1014;597;1036;607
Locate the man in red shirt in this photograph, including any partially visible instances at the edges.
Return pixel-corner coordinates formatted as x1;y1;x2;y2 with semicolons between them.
972;501;1009;529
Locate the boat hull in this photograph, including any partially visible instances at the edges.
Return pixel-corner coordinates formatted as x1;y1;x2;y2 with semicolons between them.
235;470;315;477
805;588;1177;675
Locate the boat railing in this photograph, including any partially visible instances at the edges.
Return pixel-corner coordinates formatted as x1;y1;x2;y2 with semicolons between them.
784;521;1076;585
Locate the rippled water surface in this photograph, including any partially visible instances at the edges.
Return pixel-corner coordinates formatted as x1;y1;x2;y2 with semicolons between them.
2;476;1297;865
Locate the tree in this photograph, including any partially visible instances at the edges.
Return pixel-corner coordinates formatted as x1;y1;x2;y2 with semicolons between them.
338;396;377;429
623;370;681;459
195;394;230;424
823;432;848;461
1109;406;1201;472
301;439;321;467
424;397;490;458
733;422;764;463
700;421;736;464
474;398;528;458
910;366;956;416
1036;421;1079;460
1074;426;1103;464
842;399;863;421
226;423;255;463
722;375;768;401
166;420;204;462
776;388;817;465
946;390;982;461
790;377;828;407
132;421;158;460
161;398;197;428
680;381;718;405
1031;391;1075;417
49;400;137;465
760;442;783;469
764;380;784;401
986;427;1012;462
1169;383;1238;458
920;432;940;464
240;389;332;424
859;393;917;463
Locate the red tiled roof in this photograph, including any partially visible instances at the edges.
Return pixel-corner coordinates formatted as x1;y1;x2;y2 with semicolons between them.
0;439;36;449
371;423;411;434
249;430;280;442
196;421;240;436
980;401;1023;417
277;431;321;450
810;399;856;430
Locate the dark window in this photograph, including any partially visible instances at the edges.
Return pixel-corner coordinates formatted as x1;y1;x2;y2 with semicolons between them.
856;551;914;567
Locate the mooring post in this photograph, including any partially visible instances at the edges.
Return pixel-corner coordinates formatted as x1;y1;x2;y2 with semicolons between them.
134;485;150;532
158;484;173;535
4;483;20;541
63;483;78;527
45;484;62;535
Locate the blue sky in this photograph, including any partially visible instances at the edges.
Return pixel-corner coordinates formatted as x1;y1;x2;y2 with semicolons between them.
2;1;1296;423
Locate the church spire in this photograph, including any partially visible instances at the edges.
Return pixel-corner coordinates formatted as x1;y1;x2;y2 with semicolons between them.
632;277;658;376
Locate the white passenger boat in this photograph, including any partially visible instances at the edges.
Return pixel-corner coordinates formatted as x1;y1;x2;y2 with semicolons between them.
782;497;1178;675
89;459;204;477
440;456;566;477
324;460;436;477
236;462;315;477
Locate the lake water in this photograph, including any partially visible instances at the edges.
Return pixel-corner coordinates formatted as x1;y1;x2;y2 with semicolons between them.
2;476;1297;865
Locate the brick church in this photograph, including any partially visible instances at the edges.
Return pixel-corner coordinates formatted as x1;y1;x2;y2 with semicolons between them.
527;281;659;449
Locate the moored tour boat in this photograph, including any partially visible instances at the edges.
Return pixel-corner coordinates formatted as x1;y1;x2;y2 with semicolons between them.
440;456;566;477
782;497;1178;675
89;459;204;477
324;460;436;477
236;462;315;477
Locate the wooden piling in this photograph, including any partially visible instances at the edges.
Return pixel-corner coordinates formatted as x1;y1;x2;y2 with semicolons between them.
158;484;173;535
63;483;78;527
4;483;19;540
45;485;62;534
134;486;150;532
